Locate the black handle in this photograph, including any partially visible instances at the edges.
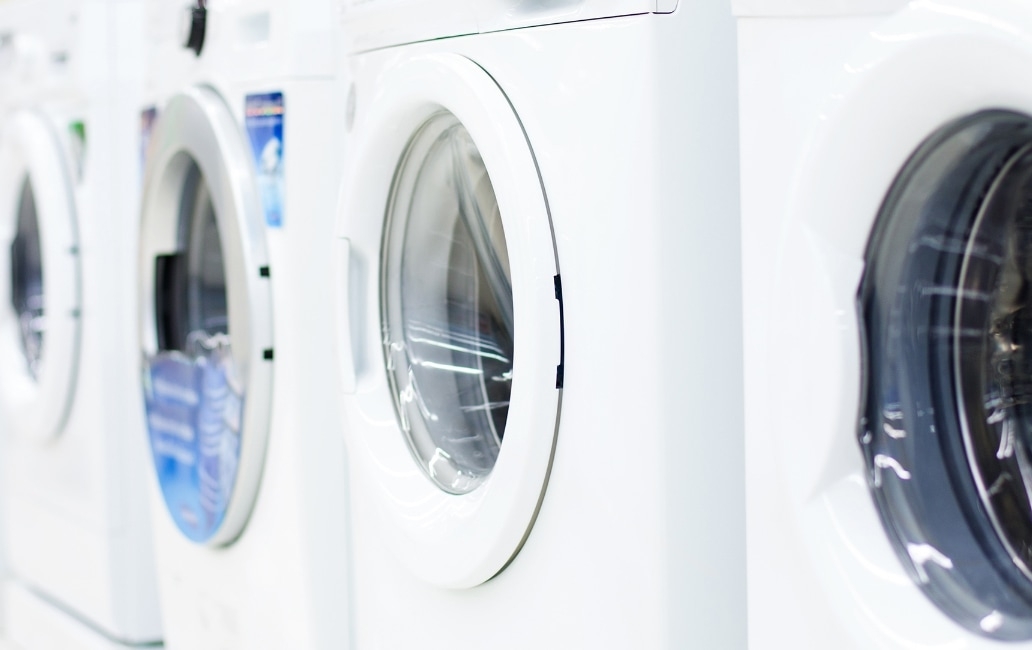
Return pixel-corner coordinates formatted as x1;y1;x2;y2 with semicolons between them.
184;0;207;57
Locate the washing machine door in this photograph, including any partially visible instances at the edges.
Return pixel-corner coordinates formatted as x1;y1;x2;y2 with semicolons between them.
139;87;273;546
0;110;81;443
336;54;563;588
861;110;1032;640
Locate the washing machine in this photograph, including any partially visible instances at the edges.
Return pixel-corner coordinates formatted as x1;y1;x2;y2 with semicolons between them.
736;0;1032;646
0;0;38;628
138;1;349;647
333;1;745;647
0;0;163;647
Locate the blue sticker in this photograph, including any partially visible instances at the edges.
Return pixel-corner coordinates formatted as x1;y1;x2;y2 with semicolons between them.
143;337;244;543
245;92;285;228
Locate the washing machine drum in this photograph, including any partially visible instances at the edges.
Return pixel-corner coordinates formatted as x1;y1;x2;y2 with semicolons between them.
861;110;1032;640
0;111;80;443
139;87;273;547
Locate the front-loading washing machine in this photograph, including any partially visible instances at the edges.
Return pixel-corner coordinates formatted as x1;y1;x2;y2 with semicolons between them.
333;1;745;647
138;1;349;647
0;1;163;647
736;0;1032;645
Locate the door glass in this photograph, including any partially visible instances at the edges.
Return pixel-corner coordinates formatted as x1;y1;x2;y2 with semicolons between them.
144;157;243;544
861;111;1032;640
184;173;228;351
382;112;514;495
10;176;44;379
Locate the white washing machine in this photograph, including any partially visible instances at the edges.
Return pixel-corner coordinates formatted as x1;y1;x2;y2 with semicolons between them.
0;0;163;647
138;1;349;648
333;1;744;647
736;0;1032;646
0;2;38;629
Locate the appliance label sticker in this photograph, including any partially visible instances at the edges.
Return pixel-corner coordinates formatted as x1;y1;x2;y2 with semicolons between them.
143;340;244;544
245;92;285;228
140;107;157;187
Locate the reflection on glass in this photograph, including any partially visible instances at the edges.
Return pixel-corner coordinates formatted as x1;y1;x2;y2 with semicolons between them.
954;146;1032;583
861;111;1032;640
382;113;514;495
179;163;228;348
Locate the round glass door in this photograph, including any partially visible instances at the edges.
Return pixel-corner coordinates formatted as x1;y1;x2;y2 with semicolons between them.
381;112;515;495
861;110;1032;640
335;54;562;588
0;110;81;443
144;158;243;544
139;87;273;547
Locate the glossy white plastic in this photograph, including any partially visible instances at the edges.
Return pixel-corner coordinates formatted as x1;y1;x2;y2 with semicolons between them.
340;0;678;53
731;0;904;16
4;582;150;650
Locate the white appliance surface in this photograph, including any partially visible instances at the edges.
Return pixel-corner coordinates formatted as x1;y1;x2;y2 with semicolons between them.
0;0;162;646
334;1;744;648
138;1;349;648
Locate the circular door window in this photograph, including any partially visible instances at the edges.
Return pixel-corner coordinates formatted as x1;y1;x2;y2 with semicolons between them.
11;177;45;378
0;110;80;443
144;160;241;544
337;54;562;588
381;112;514;495
139;87;272;546
861;110;1032;640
